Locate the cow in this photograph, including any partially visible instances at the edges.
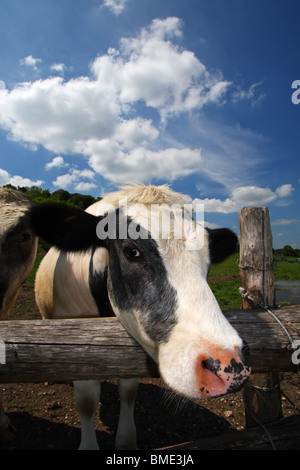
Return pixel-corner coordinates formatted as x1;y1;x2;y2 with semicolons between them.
0;187;38;442
29;184;251;450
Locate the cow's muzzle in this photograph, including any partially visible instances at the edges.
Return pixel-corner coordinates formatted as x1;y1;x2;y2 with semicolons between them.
195;340;251;397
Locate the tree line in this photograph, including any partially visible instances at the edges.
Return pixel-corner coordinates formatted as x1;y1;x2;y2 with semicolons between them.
3;184;300;256
3;184;100;210
274;245;300;258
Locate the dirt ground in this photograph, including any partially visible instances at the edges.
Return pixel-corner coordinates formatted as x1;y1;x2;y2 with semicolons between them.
0;284;300;451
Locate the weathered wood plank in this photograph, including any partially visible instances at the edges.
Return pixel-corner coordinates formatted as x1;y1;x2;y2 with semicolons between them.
239;206;275;308
159;414;300;450
239;207;282;427
0;306;299;384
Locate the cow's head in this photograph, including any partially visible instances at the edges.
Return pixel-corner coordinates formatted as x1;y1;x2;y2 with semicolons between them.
29;187;250;399
0;188;38;320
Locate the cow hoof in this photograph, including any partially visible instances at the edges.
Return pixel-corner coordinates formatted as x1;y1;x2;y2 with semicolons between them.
0;425;17;443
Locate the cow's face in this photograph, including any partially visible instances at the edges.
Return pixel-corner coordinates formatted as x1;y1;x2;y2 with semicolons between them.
104;207;250;399
0;201;38;320
29;201;251;399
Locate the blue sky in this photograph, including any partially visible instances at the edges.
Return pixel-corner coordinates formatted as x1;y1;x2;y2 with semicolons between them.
0;0;300;248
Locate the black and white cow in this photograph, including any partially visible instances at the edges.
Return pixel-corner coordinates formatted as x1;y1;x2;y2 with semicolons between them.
29;184;251;450
0;187;38;441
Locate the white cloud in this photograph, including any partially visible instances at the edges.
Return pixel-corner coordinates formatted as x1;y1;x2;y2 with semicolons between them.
193;196;238;214
272;218;300;226
0;169;10;186
49;63;65;74
1;18;272;192
20;55;42;71
231;186;277;206
193;184;294;214
9;175;44;187
115;118;159;149
86;141;202;183
91;17;230;121
275;183;294;198
0;18;230;185
52;168;96;190
0;81;5;90
0;75;122;154
102;0;131;15
0;167;43;187
75;181;97;191
45;156;68;170
232;81;266;107
188;118;267;191
148;17;184;40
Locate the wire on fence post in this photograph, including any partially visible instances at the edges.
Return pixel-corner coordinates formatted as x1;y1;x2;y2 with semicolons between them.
238;287;296;352
238;285;300;449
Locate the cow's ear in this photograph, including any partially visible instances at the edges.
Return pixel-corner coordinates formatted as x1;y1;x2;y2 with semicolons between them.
29;203;107;251
207;228;238;264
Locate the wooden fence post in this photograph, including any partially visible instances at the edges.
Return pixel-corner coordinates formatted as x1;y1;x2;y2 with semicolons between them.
239;207;282;428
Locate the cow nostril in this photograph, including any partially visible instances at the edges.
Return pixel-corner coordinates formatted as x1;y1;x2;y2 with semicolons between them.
196;352;250;398
201;357;221;375
240;340;251;367
197;357;226;396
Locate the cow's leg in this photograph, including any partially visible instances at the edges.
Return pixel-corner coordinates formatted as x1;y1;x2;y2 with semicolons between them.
0;399;16;442
73;380;100;450
115;378;138;450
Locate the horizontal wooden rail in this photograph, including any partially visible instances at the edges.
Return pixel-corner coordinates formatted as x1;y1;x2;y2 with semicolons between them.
0;305;299;384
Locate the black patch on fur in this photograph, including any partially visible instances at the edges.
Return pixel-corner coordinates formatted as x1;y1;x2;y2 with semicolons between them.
107;226;178;343
0;281;7;310
89;248;114;318
207;228;238;264
0;213;36;314
29;203;102;251
240;340;251;367
2;215;36;263
29;203;179;342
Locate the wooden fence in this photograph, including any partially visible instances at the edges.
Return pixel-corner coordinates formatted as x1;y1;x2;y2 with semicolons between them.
0;206;299;449
0;306;299;384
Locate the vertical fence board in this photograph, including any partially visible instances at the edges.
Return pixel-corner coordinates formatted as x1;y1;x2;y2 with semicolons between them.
239;207;282;428
239;206;275;308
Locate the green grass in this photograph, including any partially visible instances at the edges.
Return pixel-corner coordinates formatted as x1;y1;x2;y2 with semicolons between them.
273;257;300;280
208;253;240;280
25;251;300;312
209;279;242;310
208;253;241;310
208;253;300;310
26;253;45;285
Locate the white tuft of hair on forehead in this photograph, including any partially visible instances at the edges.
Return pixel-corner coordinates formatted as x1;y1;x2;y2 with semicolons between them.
87;184;190;237
100;183;187;208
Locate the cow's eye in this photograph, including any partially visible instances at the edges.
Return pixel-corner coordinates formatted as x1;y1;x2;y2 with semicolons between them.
123;245;141;261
